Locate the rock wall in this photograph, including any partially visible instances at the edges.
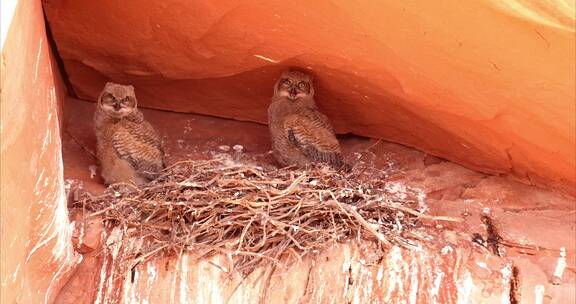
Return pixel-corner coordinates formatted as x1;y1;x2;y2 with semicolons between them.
1;1;573;303
56;98;576;304
43;0;575;195
56;238;512;304
0;0;79;302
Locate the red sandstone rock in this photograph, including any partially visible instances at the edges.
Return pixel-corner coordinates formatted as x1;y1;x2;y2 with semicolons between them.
56;98;575;303
58;237;511;303
2;1;574;303
43;0;576;195
69;210;102;254
0;1;79;303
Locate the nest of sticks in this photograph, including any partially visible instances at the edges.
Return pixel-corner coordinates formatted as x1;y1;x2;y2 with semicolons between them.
70;156;457;278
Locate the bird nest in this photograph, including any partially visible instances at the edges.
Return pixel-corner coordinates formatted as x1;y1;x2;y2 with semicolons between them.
70;156;458;279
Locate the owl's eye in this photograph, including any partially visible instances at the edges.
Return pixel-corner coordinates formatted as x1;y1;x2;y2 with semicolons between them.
121;97;129;103
283;79;292;86
298;81;306;89
102;94;114;104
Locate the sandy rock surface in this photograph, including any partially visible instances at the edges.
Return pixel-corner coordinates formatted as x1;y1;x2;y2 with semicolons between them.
43;0;576;195
58;98;575;303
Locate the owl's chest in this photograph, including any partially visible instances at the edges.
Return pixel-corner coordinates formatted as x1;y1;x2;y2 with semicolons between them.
268;102;299;124
100;120;137;138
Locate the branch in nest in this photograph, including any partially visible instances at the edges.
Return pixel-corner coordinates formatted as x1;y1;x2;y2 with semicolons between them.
69;157;451;283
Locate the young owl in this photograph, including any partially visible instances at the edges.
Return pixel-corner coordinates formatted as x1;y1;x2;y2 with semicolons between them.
268;70;348;170
93;82;165;185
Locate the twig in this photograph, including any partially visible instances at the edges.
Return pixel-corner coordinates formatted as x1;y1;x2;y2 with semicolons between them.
68;156;446;297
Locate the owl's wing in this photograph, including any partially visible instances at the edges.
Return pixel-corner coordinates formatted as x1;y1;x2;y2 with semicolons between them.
283;111;346;169
112;121;165;179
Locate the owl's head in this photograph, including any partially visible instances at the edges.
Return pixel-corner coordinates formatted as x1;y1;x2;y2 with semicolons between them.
98;82;137;118
274;70;314;101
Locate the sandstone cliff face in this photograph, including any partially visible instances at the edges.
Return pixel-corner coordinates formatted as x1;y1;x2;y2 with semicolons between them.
43;0;575;194
0;1;79;303
56;98;576;304
2;1;574;303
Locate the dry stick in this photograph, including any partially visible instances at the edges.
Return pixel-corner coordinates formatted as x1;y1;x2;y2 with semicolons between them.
207;260;229;273
499;240;562;255
162;159;219;171
326;200;392;247
386;203;464;222
269;174;307;199
178;173;214;187
72;158;435;286
327;191;356;224
217;248;282;267
286;247;303;264
237;216;256;253
87;200;132;218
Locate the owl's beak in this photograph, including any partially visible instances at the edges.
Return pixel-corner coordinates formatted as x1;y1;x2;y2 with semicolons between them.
289;87;298;99
114;103;121;111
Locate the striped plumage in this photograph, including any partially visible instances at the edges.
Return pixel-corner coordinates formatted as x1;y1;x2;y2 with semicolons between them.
268;70;348;170
94;82;164;185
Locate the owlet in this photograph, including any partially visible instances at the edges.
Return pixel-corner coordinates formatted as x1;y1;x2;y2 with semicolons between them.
268;70;348;170
93;82;165;185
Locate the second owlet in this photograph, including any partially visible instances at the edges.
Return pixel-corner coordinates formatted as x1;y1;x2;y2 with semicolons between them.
268;70;348;170
94;82;165;185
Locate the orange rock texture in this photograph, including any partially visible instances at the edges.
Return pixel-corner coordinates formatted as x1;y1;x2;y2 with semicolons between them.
57;98;576;303
0;0;79;303
43;0;576;195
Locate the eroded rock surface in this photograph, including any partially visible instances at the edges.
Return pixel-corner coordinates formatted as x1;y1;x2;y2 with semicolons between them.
43;0;576;195
0;1;79;303
58;98;575;303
